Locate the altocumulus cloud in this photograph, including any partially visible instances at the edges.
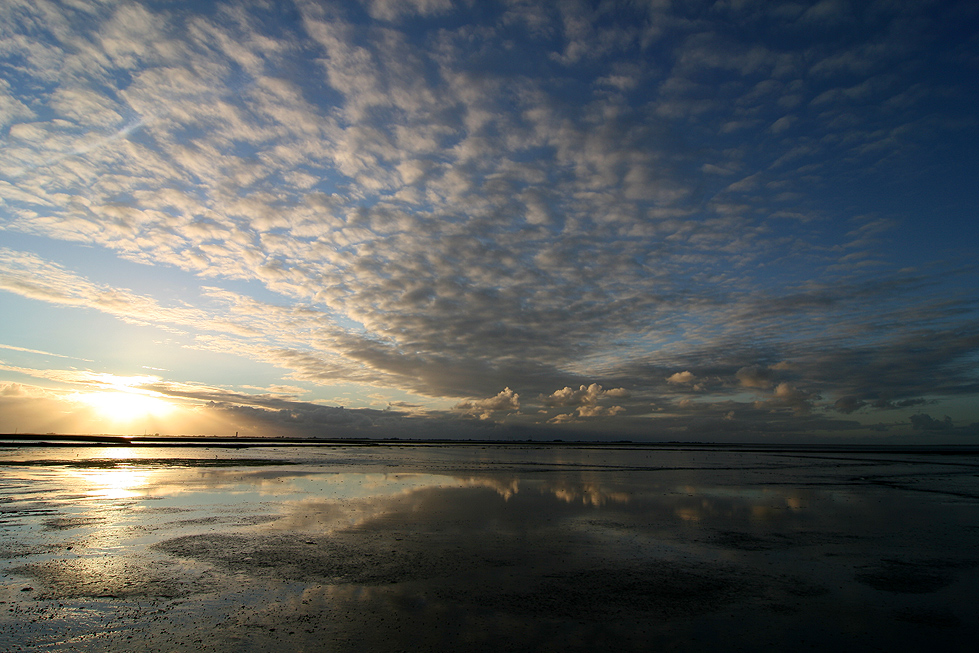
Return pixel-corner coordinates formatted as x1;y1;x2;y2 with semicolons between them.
0;0;977;441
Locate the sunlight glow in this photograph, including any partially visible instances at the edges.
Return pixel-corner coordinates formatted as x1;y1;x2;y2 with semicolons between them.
80;390;175;422
68;372;179;423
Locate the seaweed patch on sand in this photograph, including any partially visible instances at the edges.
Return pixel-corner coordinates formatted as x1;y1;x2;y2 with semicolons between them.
154;532;478;586
9;555;217;600
43;516;107;531
0;542;60;559
488;564;757;619
707;530;796;551
854;559;977;594
151;529;829;625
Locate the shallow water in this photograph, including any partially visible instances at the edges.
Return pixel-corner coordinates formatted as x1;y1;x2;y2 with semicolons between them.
1;444;977;651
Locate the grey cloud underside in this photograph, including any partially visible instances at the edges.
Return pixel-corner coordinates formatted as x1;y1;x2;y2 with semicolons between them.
1;0;977;435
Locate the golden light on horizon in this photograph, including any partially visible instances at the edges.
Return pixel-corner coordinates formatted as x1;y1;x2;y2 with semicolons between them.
79;390;176;423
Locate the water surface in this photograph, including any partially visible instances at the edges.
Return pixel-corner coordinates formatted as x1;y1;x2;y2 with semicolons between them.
1;444;977;651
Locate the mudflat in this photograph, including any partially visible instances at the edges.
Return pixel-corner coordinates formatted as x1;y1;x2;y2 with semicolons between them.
1;443;977;651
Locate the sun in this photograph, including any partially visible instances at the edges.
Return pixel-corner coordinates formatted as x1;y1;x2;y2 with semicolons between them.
81;390;175;422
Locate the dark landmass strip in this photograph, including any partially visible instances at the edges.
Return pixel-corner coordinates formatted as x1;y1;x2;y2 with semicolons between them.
2;432;979;456
0;457;296;468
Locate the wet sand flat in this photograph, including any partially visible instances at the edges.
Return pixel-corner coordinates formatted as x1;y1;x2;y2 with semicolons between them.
1;443;978;651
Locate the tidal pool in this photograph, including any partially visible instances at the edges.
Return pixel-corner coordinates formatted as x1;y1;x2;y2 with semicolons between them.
1;444;977;651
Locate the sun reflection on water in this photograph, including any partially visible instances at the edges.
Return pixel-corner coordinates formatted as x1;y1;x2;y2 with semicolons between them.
80;467;152;500
99;446;139;459
68;448;153;500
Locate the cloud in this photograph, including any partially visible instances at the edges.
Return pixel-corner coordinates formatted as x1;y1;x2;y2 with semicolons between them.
0;248;261;336
0;343;92;362
736;365;776;389
871;398;928;410
364;0;453;21
833;396;866;414
769;115;796;134
539;384;628;419
0;382;34;398
547;412;576;424
576;404;625;418
212;401;378;434
541;384;627;407
666;371;696;385
0;0;976;441
909;413;953;431
755;382;818;416
454;387;520;420
800;0;850;25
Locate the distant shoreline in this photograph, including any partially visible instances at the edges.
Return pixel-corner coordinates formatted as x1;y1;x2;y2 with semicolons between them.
1;432;978;455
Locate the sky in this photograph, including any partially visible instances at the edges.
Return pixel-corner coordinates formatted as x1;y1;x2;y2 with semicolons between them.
1;0;977;442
